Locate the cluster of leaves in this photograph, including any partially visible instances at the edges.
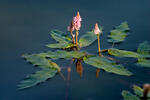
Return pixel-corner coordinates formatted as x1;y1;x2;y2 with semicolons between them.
122;85;150;100
18;22;150;89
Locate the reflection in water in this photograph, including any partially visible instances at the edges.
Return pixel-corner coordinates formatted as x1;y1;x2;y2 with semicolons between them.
75;59;101;78
96;69;100;78
76;59;83;77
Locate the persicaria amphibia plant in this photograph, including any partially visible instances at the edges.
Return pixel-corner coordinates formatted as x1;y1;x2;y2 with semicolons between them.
18;11;150;90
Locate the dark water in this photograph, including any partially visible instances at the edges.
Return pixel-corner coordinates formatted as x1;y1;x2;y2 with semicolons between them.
0;0;150;100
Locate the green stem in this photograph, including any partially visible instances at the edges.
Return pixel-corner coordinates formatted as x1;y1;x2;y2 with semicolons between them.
97;34;101;56
112;42;115;48
76;30;78;47
70;31;73;36
59;72;66;80
70;31;75;44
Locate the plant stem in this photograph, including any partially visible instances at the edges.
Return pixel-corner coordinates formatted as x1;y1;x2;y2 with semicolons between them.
96;34;101;77
112;42;115;48
70;31;75;44
76;30;78;46
59;72;66;80
100;49;108;53
97;34;101;56
70;31;73;36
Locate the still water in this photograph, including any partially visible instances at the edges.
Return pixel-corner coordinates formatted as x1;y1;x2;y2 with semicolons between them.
0;0;150;100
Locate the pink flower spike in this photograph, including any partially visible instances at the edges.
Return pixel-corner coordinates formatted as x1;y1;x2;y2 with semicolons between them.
73;12;82;30
94;23;101;35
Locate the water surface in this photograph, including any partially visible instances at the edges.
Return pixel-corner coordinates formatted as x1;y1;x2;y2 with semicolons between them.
0;0;150;100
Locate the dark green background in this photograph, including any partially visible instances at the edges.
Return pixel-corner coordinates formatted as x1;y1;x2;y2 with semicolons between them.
0;0;150;100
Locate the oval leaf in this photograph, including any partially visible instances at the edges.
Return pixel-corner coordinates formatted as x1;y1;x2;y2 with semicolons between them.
107;22;129;43
108;48;143;58
18;68;57;89
122;91;140;100
133;85;143;97
38;50;86;59
83;56;132;76
50;30;71;43
137;41;150;56
79;31;97;47
136;59;150;68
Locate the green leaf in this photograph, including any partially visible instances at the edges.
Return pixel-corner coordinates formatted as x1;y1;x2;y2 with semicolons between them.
22;54;61;71
50;30;71;43
122;91;140;100
18;68;57;89
79;31;97;47
46;30;75;49
38;50;86;59
19;54;61;89
137;41;150;56
136;59;150;68
136;41;150;68
46;43;76;49
115;22;130;31
83;56;132;76
133;85;144;97
108;48;143;58
107;22;129;43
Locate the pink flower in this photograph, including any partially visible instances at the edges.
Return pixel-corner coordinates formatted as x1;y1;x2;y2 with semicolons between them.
67;21;74;32
73;12;82;30
94;23;101;35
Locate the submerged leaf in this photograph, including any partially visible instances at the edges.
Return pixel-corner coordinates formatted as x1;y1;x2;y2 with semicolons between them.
107;22;129;43
18;68;57;89
108;48;143;58
122;91;140;100
38;50;86;59
79;31;97;47
83;56;132;76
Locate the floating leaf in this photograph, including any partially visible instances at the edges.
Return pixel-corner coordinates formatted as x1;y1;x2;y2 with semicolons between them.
115;22;130;31
136;59;150;68
108;48;143;58
83;56;132;76
79;31;97;47
107;22;129;43
137;41;150;56
18;68;57;89
46;30;74;49
38;50;86;59
122;91;140;100
19;54;61;89
136;41;150;67
22;54;61;71
133;85;143;97
50;30;71;43
46;42;76;49
122;85;150;100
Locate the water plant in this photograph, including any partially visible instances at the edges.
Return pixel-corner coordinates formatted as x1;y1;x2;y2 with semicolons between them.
18;12;150;89
122;84;150;100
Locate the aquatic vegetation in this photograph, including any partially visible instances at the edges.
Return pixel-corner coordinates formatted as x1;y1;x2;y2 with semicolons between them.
18;12;150;89
122;84;150;100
